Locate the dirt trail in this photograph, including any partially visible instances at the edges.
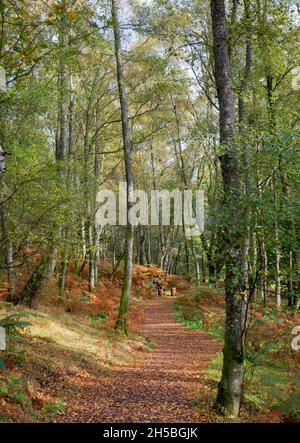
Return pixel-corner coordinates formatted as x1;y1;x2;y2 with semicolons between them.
57;297;220;423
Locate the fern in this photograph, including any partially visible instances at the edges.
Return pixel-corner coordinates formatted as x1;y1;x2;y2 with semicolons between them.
0;313;31;333
0;313;31;371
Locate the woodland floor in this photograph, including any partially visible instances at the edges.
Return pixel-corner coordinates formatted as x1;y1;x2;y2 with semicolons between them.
1;265;299;423
56;296;220;423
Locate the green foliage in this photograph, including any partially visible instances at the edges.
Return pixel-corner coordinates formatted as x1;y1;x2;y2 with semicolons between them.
173;300;203;331
0;312;31;371
79;295;91;303
0;374;30;406
91;312;107;322
0;312;31;334
172;298;224;339
43;401;65;420
281;392;300;418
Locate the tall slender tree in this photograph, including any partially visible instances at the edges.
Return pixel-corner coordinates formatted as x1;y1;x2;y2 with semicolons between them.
111;0;134;334
211;0;249;416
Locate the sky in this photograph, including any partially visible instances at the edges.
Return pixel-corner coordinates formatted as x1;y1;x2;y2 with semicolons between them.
119;0;153;17
119;0;130;10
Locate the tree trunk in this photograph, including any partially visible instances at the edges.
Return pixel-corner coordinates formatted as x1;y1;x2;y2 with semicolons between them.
150;144;165;267
288;250;294;307
112;0;134;334
58;252;69;297
16;253;51;308
0;202;16;301
46;246;57;279
55;11;68;294
172;243;181;275
201;253;206;283
191;237;201;287
258;237;268;307
275;227;281;308
146;227;152;265
138;226;146;266
87;202;96;292
211;0;248;416
56;13;68;163
266;66;283;310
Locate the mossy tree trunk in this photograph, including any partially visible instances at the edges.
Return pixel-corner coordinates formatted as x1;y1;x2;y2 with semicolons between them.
16;253;51;308
211;0;249;416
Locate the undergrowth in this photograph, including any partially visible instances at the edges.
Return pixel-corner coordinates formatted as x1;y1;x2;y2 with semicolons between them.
0;298;149;423
173;287;300;422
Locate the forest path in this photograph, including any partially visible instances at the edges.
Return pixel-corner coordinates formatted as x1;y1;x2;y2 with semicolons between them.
57;296;220;423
